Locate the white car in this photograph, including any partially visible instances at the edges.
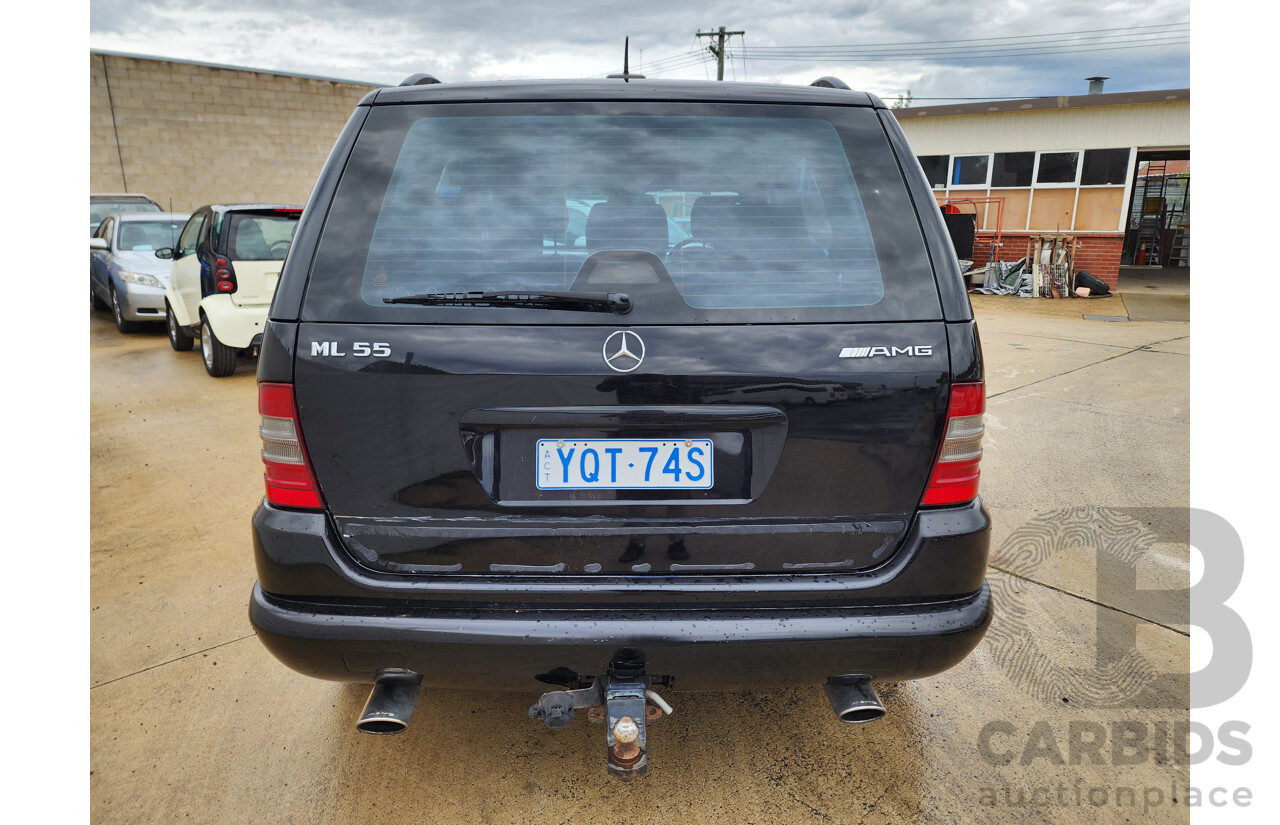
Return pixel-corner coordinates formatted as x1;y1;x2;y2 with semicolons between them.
160;203;301;376
90;212;190;333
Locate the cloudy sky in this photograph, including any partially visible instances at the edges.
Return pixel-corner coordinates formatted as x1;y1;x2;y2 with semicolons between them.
89;0;1189;101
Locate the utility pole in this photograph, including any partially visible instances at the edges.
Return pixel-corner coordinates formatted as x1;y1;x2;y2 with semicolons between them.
695;26;745;81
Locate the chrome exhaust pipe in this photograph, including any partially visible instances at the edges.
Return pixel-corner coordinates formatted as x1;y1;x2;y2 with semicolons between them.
823;676;886;724
356;669;423;734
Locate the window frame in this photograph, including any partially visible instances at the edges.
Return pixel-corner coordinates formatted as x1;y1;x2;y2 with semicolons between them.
1078;147;1134;188
948;153;992;190
989;151;1036;189
917;154;950;190
1031;150;1083;189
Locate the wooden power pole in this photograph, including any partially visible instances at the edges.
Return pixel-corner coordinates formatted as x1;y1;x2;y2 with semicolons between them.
695;26;745;80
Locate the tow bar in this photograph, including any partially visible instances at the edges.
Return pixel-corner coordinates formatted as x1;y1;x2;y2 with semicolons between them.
528;651;673;780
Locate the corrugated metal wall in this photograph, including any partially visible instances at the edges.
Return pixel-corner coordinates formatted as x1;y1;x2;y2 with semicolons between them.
899;101;1190;155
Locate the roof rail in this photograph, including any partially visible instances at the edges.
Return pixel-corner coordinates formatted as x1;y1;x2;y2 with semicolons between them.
810;77;851;90
399;73;442;87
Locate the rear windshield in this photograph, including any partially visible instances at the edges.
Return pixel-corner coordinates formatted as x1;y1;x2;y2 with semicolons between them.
303;102;940;324
90;200;160;227
223;212;299;261
117;220;185;251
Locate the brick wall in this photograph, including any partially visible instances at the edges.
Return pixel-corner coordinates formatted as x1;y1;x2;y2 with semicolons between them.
90;52;377;213
971;232;1124;289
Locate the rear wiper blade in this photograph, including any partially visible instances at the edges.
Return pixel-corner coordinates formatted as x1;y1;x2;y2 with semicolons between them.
384;288;632;315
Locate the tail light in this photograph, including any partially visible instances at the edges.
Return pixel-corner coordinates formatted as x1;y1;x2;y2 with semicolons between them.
259;383;323;509
922;382;985;506
214;256;236;294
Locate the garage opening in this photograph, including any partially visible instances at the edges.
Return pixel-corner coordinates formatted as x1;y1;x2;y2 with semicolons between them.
1121;149;1190;267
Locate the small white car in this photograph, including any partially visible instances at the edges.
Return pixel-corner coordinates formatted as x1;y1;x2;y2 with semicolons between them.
90;212;191;333
160;203;302;376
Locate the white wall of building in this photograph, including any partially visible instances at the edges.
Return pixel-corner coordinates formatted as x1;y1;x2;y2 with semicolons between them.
899;100;1190;155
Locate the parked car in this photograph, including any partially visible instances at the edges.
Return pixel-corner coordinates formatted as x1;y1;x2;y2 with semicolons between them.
90;193;161;235
249;74;988;779
90;212;190;332
159;203;302;376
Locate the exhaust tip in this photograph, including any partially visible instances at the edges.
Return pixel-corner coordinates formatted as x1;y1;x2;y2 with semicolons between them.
824;676;885;725
356;715;410;735
356;669;423;735
837;705;886;724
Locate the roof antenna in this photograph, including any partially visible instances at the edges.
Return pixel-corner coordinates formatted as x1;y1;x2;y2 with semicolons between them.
608;37;645;81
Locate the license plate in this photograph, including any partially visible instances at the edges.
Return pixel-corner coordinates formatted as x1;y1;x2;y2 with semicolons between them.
536;439;714;490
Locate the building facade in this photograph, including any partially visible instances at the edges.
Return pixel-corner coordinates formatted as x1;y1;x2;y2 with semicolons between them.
894;89;1190;287
91;51;377;213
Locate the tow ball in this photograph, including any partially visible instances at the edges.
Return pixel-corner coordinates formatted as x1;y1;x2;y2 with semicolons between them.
528;654;673;780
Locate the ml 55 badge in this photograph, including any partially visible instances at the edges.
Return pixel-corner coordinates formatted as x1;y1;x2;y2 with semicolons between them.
840;345;933;358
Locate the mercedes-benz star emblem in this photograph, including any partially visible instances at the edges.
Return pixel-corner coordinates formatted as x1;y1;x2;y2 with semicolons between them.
602;330;645;373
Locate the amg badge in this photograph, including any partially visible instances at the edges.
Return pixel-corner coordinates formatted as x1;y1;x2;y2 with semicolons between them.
839;345;933;358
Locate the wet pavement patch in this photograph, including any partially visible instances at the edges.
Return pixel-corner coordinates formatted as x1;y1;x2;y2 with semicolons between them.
1119;292;1190;323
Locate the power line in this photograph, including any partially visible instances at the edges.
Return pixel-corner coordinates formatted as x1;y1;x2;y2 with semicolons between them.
745;39;1189;62
745;32;1189;58
587;21;1188;79
748;36;1189;59
638;54;713;75
746;21;1188;51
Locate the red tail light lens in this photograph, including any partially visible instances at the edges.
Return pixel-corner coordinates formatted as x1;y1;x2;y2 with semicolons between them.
922;382;985;506
213;258;237;293
259;383;323;509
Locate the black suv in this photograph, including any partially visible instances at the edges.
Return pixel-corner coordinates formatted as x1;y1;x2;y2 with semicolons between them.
250;74;990;779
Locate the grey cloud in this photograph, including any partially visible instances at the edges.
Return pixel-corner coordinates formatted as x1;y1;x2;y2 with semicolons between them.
89;0;1188;99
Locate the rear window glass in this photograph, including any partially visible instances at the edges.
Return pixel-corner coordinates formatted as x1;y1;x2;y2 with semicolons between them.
117;220;185;251
304;102;941;324
225;213;299;261
90;200;160;227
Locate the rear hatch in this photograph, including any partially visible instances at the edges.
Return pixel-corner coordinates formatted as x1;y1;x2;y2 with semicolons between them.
222;209;299;306
293;99;950;576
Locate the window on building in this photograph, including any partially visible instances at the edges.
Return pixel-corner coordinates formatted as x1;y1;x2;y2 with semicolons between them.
918;155;948;188
1081;148;1131;185
951;154;989;186
991;152;1035;187
1036;151;1080;184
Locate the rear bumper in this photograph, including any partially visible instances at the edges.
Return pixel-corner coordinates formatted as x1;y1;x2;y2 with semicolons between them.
201;294;268;349
251;581;991;690
250;498;992;690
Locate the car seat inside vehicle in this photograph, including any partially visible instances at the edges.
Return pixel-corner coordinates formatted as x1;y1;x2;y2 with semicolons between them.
585;197;668;256
233;221;272;260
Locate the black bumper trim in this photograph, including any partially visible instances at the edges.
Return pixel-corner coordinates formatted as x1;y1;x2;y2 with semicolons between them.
250;581;992;690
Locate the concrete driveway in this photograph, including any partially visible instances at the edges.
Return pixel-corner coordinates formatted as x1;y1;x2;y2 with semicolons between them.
90;296;1190;824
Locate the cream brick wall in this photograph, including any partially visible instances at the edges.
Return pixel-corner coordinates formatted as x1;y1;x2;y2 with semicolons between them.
90;52;377;213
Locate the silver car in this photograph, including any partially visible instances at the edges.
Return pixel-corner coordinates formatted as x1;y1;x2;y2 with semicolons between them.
90;212;190;333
